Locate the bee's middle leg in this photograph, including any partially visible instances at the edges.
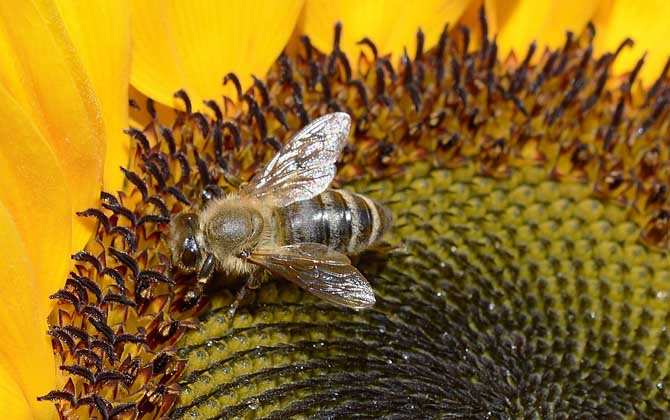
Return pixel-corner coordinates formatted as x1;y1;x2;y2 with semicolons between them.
227;276;263;320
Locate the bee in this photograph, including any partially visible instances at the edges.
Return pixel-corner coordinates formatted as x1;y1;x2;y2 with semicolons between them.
168;113;392;315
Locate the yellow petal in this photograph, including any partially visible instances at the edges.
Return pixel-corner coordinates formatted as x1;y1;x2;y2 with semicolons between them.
0;204;57;420
0;363;33;420
489;0;601;57
129;85;178;131
0;84;70;419
458;0;516;50
593;0;670;85
56;0;131;193
0;0;105;252
130;0;304;111
299;0;469;62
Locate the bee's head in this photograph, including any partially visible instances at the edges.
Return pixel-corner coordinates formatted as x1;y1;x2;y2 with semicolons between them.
169;212;203;273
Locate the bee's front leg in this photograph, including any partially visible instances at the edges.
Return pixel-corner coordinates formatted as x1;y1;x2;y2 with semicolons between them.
200;184;224;203
185;252;216;303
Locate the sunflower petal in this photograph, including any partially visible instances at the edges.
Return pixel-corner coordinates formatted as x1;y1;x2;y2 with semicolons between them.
0;205;58;420
299;0;470;62
0;84;69;418
129;85;178;131
0;0;105;252
489;0;601;57
130;0;304;111
593;0;670;85
458;0;514;49
56;0;131;193
0;363;33;420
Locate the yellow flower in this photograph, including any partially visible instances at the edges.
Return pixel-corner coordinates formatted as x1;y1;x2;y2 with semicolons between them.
3;0;670;418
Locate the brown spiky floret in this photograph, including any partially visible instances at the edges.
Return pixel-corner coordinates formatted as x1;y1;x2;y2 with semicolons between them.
43;11;670;420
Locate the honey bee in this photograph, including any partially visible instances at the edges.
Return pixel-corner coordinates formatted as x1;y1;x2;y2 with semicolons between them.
169;113;392;315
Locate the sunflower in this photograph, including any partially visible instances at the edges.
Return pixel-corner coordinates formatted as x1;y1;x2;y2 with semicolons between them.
3;0;670;419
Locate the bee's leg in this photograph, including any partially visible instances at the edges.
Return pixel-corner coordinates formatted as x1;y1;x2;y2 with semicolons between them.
223;172;244;189
200;184;224;204
227;283;249;320
185;252;216;303
227;275;263;320
246;276;263;289
214;166;244;189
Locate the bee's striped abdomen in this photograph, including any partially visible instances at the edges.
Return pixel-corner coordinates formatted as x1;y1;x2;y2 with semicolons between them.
274;189;392;254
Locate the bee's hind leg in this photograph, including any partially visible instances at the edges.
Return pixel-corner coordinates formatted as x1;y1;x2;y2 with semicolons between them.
185;252;216;304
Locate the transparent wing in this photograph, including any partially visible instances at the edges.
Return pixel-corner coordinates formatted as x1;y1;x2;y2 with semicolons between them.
241;112;351;207
248;243;375;309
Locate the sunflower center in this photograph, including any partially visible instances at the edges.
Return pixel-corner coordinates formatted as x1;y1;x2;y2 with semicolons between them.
174;162;670;419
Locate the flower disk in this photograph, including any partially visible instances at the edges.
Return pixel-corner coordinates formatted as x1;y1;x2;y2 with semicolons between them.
44;16;670;420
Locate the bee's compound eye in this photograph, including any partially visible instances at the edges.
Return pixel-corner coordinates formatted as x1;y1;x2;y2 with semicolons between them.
180;236;200;268
180;248;197;267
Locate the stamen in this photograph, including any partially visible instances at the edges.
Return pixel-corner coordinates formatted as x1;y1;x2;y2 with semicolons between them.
173;89;192;115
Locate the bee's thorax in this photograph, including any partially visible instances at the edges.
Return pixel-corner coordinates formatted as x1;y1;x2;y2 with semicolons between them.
200;195;269;263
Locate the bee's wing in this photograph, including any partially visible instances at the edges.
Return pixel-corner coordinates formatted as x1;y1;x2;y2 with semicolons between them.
241;113;351;207
248;243;375;309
